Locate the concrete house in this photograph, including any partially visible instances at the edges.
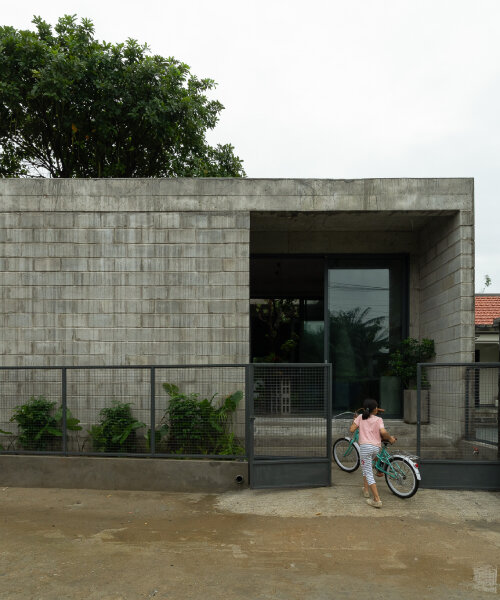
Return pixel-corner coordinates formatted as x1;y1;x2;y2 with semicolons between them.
475;294;500;364
0;178;475;421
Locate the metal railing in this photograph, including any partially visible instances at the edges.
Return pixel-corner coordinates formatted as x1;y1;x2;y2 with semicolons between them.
0;365;247;458
417;363;499;461
248;363;332;458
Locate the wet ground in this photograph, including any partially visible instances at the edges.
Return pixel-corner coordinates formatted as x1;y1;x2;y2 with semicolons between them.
0;467;499;599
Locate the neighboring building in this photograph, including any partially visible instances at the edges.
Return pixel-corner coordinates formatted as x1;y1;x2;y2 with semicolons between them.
475;294;500;362
0;178;475;418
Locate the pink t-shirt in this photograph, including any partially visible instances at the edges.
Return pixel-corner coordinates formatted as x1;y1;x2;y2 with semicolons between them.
354;414;384;447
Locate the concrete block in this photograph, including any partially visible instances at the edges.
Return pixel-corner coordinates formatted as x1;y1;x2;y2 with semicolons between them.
158;213;182;229
196;229;249;244
115;314;143;328
7;258;33;271
167;229;196;244
222;258;248;272
115;258;142;272
114;229;143;243
194;258;225;272
33;258;60;271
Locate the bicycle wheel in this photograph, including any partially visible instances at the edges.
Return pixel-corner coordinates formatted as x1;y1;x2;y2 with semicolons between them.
333;437;360;472
385;457;419;498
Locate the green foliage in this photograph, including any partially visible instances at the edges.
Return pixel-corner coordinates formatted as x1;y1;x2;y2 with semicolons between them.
161;383;244;455
388;338;436;389
330;307;388;379
0;428;12;451
482;274;492;292
0;14;245;178
144;423;169;452
89;401;146;453
252;299;300;362
10;395;81;451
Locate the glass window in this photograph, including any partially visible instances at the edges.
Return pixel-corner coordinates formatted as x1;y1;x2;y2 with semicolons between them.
328;258;406;414
250;255;407;415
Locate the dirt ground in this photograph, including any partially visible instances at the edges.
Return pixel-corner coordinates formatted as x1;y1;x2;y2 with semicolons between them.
1;468;499;600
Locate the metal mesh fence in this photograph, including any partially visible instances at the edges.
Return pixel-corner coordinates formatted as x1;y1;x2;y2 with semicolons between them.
67;368;150;454
251;364;330;458
0;365;246;457
154;366;246;456
418;363;499;461
0;368;62;452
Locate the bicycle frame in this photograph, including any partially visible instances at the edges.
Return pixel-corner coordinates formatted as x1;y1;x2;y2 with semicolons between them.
346;429;421;482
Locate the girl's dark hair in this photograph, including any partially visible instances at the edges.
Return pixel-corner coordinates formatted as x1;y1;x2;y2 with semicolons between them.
362;398;378;420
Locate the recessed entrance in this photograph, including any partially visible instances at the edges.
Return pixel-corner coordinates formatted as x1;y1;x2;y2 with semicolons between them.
250;255;408;416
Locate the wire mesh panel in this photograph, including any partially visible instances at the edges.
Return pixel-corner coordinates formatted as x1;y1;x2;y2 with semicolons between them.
0;368;63;452
0;365;246;458
418;364;499;461
251;365;329;458
154;366;246;456
67;368;150;455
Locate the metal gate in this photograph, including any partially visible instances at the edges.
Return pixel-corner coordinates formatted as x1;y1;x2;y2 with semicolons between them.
246;363;332;489
417;362;500;490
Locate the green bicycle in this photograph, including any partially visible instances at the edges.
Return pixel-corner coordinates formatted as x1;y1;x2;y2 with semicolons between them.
333;416;421;499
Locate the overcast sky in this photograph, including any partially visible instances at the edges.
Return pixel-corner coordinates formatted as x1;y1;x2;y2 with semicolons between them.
3;0;499;292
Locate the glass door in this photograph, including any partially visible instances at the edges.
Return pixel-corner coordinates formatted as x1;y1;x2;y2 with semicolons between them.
327;258;406;415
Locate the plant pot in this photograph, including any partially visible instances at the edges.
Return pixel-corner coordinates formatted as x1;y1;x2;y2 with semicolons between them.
403;389;429;424
379;376;401;415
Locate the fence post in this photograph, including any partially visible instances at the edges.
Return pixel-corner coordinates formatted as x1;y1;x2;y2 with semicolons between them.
497;368;500;460
326;363;332;485
62;367;67;455
465;367;470;440
150;367;156;457
245;364;254;464
416;363;421;457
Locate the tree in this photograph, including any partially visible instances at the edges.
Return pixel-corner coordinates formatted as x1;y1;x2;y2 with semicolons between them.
329;307;388;379
482;274;492;293
0;15;245;178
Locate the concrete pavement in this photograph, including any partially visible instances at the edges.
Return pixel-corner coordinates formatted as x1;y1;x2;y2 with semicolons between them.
0;465;498;599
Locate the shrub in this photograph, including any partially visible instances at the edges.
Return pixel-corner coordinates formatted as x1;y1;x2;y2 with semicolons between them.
10;395;81;451
161;383;244;455
388;338;435;388
89;401;146;453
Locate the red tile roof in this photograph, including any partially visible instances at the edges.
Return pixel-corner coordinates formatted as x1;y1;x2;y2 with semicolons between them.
475;295;500;325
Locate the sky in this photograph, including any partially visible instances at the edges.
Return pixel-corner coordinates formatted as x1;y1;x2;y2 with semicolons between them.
2;0;499;292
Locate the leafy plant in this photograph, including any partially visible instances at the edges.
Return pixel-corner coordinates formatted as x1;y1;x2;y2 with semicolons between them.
145;423;169;452
89;401;146;453
252;299;300;362
161;383;244;455
388;338;436;389
10;395;81;451
0;428;12;451
330;307;388;379
0;15;245;178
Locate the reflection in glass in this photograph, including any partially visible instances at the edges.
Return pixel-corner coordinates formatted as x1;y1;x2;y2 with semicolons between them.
329;268;394;411
249;255;406;415
250;299;324;364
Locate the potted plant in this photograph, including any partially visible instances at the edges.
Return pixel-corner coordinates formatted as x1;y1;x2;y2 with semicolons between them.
388;338;435;423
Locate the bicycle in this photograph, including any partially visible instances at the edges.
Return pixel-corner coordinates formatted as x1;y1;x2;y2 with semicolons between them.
332;412;421;499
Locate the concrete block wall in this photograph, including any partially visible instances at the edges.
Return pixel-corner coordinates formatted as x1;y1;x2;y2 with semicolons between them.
0;178;474;370
418;210;475;362
0;209;250;366
417;209;475;443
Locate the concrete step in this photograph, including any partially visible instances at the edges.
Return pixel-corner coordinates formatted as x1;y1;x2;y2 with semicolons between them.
253;418;455;449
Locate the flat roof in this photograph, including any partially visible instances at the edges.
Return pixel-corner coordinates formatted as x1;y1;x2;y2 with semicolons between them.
0;178;473;213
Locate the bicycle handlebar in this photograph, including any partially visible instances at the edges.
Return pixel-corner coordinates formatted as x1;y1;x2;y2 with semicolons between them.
382;437;397;446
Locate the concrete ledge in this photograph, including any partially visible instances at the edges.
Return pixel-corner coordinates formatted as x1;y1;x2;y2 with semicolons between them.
0;455;248;492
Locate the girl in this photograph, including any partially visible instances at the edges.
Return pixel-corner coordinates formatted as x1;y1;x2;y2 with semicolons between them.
350;398;396;508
